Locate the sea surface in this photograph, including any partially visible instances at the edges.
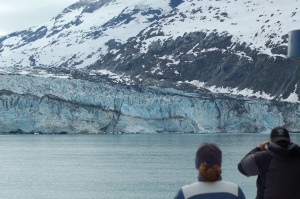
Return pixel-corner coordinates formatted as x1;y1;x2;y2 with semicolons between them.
0;133;299;199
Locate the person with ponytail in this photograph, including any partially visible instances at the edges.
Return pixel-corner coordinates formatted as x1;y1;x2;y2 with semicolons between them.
174;143;245;199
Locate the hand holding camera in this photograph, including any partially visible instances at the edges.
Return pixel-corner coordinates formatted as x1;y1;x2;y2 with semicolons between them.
258;141;270;151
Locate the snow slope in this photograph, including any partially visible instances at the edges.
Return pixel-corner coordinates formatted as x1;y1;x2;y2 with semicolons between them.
0;0;297;68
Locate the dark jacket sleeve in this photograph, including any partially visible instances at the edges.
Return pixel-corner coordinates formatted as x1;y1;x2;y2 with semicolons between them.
238;147;272;177
174;188;184;199
238;147;262;176
238;186;246;199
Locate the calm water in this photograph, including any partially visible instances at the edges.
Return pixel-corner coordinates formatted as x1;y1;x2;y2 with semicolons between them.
0;133;299;199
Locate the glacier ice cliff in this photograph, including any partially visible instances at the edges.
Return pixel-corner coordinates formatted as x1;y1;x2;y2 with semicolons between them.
0;73;299;134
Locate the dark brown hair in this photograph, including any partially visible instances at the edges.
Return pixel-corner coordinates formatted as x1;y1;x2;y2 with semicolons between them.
199;163;221;182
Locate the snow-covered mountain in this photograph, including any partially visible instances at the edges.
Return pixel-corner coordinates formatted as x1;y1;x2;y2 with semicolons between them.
1;0;171;68
1;0;299;99
0;0;299;133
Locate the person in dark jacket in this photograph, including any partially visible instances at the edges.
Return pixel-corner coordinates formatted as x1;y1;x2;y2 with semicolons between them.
174;143;245;199
238;126;300;199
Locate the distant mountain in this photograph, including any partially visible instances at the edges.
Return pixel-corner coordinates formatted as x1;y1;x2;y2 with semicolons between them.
0;0;299;134
0;0;299;100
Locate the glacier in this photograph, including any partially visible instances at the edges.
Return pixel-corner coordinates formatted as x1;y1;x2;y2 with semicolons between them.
0;72;299;134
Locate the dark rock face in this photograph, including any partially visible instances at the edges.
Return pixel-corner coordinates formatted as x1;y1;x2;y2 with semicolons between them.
105;39;122;51
90;29;300;100
82;0;112;13
169;0;184;8
22;26;48;43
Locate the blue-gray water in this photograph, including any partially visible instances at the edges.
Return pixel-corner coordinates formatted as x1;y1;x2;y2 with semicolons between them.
0;133;299;199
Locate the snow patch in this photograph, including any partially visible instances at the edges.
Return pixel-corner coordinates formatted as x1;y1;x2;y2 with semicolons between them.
182;80;280;101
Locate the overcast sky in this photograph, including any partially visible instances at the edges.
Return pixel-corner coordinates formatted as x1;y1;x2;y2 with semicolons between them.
0;0;79;36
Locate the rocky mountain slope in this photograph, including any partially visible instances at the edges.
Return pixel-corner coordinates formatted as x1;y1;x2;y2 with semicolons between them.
0;0;299;133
